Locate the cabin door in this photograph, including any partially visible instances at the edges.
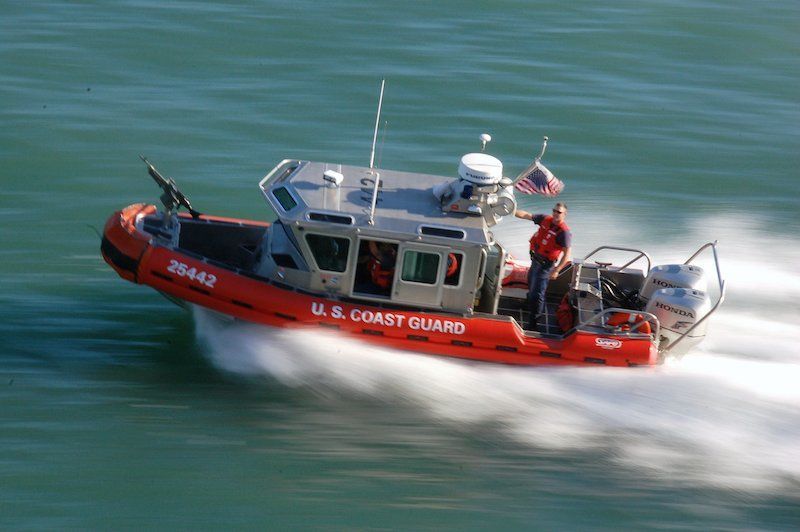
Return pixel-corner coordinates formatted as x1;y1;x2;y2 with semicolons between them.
393;242;449;307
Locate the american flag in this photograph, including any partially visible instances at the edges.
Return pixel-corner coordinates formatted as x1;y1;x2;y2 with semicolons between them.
513;161;564;196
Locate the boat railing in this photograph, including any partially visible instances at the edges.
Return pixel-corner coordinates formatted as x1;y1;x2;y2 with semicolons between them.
572;307;660;340
663;240;726;354
258;159;304;195
581;246;652;272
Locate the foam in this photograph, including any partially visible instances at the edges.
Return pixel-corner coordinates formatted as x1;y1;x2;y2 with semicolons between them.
193;215;800;493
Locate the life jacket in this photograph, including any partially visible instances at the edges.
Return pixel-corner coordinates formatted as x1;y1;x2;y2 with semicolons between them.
607;312;652;335
529;216;569;262
556;294;575;332
368;258;393;289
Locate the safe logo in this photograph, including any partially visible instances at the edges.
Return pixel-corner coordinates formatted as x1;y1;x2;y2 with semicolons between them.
595;338;623;350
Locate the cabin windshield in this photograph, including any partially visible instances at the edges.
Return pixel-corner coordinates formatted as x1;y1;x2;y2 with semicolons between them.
305;234;350;272
268;221;309;271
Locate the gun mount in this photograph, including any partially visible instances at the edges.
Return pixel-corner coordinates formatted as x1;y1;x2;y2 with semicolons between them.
139;156;201;219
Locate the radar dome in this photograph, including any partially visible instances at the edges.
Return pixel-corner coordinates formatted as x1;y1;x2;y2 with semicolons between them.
458;153;503;185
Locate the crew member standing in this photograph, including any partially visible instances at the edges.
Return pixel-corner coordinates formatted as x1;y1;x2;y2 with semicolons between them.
514;203;572;330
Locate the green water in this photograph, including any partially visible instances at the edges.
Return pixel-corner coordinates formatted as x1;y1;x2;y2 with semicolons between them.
2;0;799;529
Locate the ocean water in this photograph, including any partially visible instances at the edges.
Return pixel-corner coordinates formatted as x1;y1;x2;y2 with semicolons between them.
2;0;799;528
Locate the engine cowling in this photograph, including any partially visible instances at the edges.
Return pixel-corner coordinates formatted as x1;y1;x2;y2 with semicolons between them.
640;264;707;302
644;287;711;355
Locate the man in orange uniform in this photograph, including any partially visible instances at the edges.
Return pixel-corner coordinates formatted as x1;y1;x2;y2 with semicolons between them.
368;240;397;290
514;203;572;331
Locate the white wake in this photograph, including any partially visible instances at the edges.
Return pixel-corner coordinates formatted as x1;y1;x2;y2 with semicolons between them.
194;215;800;493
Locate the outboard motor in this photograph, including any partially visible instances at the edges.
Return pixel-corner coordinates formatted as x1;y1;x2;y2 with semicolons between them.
640;263;711;354
432;134;517;227
644;288;712;355
640;264;707;302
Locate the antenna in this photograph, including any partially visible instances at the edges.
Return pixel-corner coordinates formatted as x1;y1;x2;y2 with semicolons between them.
377;120;388;169
480;133;492;152
367;79;386;225
369;79;386;169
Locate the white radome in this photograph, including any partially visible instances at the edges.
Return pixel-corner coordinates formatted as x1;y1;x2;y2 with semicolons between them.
458;153;503;185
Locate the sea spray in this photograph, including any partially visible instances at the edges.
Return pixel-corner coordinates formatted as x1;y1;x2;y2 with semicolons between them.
193;218;800;492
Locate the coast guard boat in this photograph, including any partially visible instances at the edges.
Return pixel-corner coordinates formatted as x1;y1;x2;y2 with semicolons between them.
101;81;724;368
101;131;725;367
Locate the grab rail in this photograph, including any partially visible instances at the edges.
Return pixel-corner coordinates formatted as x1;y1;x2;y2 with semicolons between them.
581;246;652;273
665;241;726;354
569;242;724;355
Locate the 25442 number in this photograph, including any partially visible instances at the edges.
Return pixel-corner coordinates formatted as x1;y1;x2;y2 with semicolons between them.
167;260;217;288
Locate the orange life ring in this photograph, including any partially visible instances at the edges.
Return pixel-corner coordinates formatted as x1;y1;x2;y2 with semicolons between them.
446;253;459;278
607;312;652;335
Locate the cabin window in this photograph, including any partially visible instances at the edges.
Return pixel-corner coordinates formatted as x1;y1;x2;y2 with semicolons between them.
272;187;297;212
308;212;353;225
401;250;440;285
419;226;466;239
305;234;350;272
444;252;464;286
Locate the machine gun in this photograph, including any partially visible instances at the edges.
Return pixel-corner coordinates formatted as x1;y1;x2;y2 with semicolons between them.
140;155;202;219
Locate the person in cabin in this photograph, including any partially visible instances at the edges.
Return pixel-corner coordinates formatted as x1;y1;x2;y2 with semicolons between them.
368;240;397;291
514;202;572;330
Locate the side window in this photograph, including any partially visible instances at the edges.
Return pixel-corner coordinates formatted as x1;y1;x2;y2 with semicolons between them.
401;250;440;284
444;252;463;286
305;234;350;272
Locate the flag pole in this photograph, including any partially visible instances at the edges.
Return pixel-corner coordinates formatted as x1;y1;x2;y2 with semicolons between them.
536;136;549;161
512;135;550;185
511;135;565;196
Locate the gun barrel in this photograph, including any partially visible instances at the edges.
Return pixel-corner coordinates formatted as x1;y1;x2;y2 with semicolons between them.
141;156;172;188
140;155;202;219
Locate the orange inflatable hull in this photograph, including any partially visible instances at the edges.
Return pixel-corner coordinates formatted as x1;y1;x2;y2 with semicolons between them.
102;204;658;367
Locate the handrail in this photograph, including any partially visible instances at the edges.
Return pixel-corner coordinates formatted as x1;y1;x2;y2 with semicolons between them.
571;307;661;341
684;240;724;289
476;247;488;289
581;246;652;273
568;242;724;354
665;241;726;354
